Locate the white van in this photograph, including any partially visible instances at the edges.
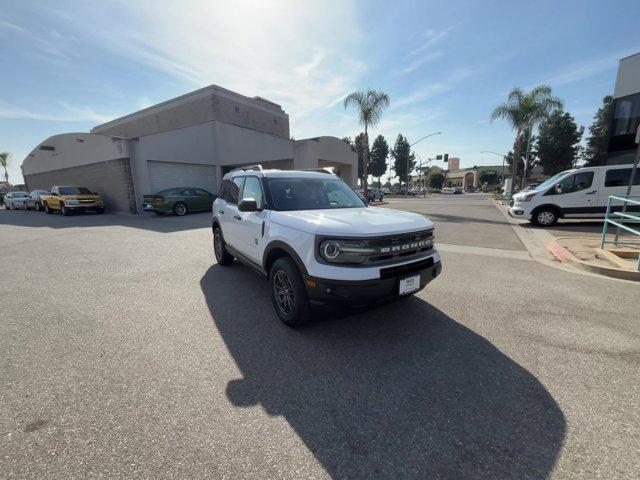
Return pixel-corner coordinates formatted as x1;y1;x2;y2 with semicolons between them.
508;165;640;226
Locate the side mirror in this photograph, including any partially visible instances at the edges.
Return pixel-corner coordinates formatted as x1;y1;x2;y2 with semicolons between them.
554;183;563;194
238;198;258;212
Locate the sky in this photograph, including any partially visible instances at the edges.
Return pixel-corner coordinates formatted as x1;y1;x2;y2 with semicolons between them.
1;0;639;184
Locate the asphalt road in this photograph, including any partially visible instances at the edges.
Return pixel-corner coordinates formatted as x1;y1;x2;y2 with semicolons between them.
1;199;638;479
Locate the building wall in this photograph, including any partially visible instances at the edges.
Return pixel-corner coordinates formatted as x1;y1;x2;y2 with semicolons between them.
24;158;136;213
91;85;290;140
613;53;640;99
293;137;357;186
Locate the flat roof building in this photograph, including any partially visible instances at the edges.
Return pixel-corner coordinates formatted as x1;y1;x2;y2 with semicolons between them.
608;52;640;165
21;85;357;213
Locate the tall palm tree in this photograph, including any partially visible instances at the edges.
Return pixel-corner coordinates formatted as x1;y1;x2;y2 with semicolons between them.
0;152;10;185
344;90;390;192
491;85;562;192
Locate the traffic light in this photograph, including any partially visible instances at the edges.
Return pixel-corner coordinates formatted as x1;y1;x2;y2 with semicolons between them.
444;154;449;162
473;165;478;171
435;155;442;160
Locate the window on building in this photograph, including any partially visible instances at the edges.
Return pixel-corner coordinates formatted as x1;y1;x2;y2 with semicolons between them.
605;168;640;187
609;92;640;152
39;145;55;151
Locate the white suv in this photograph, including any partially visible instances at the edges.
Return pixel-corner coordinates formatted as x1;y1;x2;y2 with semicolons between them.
211;166;442;326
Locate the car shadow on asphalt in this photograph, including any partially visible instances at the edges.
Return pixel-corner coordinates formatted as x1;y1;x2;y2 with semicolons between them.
0;208;211;233
200;264;565;479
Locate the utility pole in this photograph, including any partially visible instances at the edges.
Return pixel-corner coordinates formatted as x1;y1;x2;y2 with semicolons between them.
481;150;508;193
409;131;442;189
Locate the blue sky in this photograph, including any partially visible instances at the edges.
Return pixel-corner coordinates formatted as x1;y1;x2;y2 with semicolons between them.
1;0;639;184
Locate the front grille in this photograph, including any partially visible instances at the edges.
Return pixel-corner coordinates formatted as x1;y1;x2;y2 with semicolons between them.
79;199;94;203
380;257;435;279
362;229;434;266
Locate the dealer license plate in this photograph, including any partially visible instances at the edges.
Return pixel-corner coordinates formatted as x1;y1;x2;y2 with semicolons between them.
399;275;420;295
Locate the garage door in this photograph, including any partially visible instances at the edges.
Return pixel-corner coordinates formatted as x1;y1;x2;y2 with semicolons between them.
147;161;217;194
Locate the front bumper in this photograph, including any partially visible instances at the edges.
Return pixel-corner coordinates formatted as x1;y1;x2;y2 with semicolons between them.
65;203;104;211
304;257;442;307
507;204;530;219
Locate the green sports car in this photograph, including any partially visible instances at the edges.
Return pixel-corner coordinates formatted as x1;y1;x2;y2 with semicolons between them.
143;187;217;216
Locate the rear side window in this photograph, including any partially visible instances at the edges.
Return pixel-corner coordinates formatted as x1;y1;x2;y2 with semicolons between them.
604;168;640;187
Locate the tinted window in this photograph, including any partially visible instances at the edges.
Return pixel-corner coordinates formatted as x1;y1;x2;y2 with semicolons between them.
156;188;181;196
241;177;264;209
59;187;92;195
182;189;198;196
195;189;212;196
609;92;640;152
267;178;366;211
604;168;640;187
554;171;594;194
219;181;230;201
228;178;244;204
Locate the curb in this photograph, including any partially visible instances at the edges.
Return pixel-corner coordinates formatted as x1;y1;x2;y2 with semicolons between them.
547;238;640;282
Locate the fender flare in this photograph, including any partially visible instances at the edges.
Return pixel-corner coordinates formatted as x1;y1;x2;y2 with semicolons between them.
262;240;308;275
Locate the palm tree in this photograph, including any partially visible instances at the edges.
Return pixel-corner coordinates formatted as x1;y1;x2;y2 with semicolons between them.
0;152;10;185
344;90;390;192
491;85;562;192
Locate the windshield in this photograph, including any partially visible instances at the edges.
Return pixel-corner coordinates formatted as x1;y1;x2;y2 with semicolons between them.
534;171;573;192
59;187;93;195
13;192;28;197
267;178;366;211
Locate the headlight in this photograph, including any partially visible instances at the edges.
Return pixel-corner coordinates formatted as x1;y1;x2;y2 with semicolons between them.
67;198;79;204
319;239;375;264
517;192;536;203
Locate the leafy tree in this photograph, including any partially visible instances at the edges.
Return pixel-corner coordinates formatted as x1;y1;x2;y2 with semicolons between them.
391;134;415;185
354;133;366;181
491;85;562;192
0;152;10;184
479;170;500;186
536;110;584;175
428;172;445;189
369;135;389;185
583;96;613;166
343;90;390;191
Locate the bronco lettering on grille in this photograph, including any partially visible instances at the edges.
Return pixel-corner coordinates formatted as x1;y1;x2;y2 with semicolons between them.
379;239;432;254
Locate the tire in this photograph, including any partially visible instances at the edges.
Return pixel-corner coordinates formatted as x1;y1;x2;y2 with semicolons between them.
96;207;104;214
173;202;187;216
213;227;234;266
61;203;70;216
44;203;52;214
269;257;311;327
532;207;559;227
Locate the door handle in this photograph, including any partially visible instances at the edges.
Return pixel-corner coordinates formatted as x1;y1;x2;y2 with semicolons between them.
233;214;242;220
218;210;225;214
585;190;598;195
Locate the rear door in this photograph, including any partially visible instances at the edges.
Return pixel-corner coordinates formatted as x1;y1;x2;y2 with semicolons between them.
543;170;599;217
598;167;640;212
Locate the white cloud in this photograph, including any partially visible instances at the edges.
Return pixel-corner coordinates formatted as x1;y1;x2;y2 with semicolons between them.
409;26;455;57
0;103;117;123
294;51;325;77
398;51;444;75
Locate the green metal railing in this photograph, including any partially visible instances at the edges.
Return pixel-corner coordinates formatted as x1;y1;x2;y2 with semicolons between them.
600;195;640;271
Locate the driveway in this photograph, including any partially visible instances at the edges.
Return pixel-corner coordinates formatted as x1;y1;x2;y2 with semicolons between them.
1;206;638;479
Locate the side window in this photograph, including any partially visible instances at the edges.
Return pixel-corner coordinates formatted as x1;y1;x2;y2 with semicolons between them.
228;177;244;205
241;177;265;209
195;189;211;196
219;180;230;201
605;168;640;187
182;189;196;196
555;172;594;194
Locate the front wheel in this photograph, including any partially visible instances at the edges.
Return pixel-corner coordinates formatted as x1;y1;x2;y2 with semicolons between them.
44;203;52;214
96;207;104;214
269;257;311;327
60;203;70;216
532;208;559;227
213;227;234;265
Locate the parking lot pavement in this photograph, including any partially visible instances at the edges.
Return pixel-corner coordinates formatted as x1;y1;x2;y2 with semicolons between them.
1;208;639;479
383;194;526;251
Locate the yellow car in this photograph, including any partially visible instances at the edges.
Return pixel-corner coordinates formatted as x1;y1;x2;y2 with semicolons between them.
41;186;105;215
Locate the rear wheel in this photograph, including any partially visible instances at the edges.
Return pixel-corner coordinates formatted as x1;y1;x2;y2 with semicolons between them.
173;202;187;216
213;227;234;265
269;257;311;327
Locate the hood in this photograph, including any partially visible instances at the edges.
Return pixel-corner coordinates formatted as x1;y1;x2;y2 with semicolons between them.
270;207;434;236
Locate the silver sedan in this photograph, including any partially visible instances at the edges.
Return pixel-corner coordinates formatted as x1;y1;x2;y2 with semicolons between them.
3;191;29;210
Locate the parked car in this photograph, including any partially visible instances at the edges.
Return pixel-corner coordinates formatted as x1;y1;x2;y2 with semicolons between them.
367;188;384;202
41;186;104;215
354;188;368;202
24;190;51;211
212;166;440;326
398;188;416;196
381;187;390;195
143;187;217;216
453;187;464;194
508;165;640;226
3;191;29;209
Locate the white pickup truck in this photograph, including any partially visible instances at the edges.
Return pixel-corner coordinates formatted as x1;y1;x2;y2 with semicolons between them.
211;166;441;326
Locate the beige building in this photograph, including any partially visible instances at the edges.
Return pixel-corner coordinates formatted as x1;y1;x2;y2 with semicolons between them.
22;84;357;213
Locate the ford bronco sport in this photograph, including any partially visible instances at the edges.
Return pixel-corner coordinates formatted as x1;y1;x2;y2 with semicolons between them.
211;166;441;326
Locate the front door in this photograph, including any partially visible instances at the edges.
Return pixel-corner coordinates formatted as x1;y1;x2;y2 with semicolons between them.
545;170;599;217
234;176;267;264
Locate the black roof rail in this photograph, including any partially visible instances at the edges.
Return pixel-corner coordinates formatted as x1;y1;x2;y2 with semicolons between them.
229;164;263;173
299;168;334;174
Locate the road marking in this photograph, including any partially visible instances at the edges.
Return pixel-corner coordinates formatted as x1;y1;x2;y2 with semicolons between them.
436;242;532;261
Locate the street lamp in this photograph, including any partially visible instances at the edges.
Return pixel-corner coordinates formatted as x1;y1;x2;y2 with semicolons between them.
408;131;442;188
481;150;507;189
